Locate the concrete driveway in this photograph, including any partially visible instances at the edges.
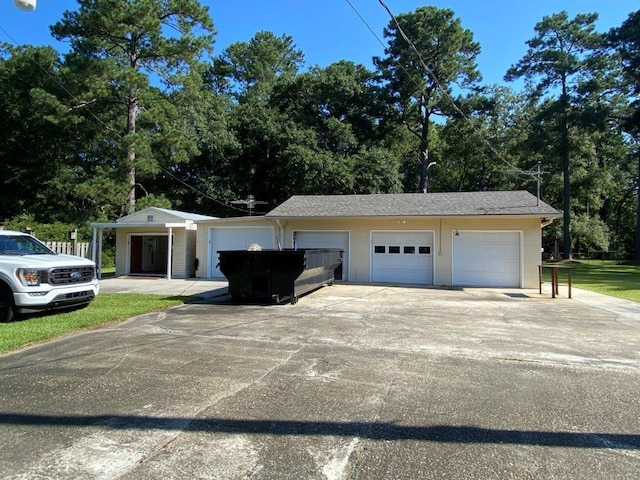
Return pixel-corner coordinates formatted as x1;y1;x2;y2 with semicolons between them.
1;283;639;479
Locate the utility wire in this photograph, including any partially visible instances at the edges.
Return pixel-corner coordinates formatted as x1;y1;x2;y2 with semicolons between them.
352;0;534;178
0;21;247;216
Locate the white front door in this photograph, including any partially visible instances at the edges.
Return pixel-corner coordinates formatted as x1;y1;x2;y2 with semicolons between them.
208;227;274;278
371;231;434;284
293;231;349;280
452;231;521;287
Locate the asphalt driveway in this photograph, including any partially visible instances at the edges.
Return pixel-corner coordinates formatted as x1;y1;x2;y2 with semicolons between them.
1;284;639;479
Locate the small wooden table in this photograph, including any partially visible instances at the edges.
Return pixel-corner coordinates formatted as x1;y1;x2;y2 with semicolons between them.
538;264;573;299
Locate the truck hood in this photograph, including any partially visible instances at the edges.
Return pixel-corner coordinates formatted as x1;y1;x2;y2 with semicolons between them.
0;254;96;268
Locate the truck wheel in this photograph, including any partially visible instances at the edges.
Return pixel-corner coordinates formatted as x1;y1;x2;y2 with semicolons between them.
0;288;16;323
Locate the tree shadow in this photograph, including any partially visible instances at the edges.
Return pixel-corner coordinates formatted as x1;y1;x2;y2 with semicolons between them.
1;413;638;449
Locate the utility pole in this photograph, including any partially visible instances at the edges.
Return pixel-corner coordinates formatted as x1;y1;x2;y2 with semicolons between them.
231;195;268;216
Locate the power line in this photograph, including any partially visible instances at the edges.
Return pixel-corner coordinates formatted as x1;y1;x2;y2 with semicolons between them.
0;20;246;216
347;0;533;179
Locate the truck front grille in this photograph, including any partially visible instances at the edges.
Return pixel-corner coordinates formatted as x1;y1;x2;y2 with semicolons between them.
48;266;95;285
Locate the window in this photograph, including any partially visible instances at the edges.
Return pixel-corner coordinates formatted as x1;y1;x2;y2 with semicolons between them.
147;215;154;222
418;246;431;254
389;246;400;254
403;246;415;254
374;245;385;254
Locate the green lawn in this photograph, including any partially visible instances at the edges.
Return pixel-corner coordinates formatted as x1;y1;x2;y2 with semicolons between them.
543;260;640;303
0;293;198;353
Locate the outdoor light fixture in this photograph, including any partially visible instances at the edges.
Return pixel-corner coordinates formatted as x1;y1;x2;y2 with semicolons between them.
14;0;37;12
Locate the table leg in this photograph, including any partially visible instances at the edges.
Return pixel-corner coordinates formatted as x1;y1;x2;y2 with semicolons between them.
538;265;542;295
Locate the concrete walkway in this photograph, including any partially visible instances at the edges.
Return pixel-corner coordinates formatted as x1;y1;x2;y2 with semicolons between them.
99;277;228;299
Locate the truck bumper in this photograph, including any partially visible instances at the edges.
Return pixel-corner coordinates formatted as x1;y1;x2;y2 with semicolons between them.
14;282;100;314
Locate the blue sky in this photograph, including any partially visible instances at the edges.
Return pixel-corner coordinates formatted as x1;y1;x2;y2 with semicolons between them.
0;1;635;86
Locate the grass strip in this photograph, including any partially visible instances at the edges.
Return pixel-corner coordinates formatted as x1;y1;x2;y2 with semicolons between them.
542;260;640;303
0;293;197;353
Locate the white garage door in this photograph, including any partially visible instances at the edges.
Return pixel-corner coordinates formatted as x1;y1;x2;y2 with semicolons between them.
294;231;349;281
452;231;521;287
371;231;433;284
208;227;274;278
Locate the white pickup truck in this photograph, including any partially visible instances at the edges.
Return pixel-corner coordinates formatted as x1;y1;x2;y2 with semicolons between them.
0;230;99;322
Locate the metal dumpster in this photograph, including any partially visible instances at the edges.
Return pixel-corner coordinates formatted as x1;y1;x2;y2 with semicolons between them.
218;249;343;304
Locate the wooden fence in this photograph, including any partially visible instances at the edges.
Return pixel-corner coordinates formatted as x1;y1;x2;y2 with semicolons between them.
44;241;91;259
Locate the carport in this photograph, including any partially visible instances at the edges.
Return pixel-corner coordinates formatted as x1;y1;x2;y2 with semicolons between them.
90;207;216;279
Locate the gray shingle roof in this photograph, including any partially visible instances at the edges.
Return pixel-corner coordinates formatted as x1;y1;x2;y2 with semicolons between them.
266;191;561;218
142;207;217;222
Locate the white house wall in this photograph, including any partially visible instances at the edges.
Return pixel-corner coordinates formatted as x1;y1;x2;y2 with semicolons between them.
275;216;542;289
194;215;544;288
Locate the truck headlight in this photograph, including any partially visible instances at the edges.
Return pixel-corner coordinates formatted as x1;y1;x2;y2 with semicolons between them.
17;269;41;286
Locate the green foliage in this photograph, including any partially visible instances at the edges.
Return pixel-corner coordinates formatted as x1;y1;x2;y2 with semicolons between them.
3;214;91;242
374;6;481;192
571;213;610;252
0;3;638;261
0;293;196;353
50;0;216;214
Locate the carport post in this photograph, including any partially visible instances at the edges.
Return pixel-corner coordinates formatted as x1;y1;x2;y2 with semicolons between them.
91;227;102;279
166;227;173;280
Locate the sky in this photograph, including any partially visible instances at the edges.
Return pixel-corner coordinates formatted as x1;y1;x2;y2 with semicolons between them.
0;1;636;86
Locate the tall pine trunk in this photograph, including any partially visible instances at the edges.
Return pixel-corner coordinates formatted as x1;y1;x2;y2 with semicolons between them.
560;82;572;260
126;93;137;215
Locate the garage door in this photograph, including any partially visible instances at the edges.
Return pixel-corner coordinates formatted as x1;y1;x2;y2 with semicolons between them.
452;231;521;287
294;231;349;280
208;227;274;278
371;231;433;284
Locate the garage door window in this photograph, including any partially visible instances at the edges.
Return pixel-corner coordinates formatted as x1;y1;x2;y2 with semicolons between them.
375;245;431;256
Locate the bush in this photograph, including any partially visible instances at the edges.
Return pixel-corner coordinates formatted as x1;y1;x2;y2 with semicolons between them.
3;214;91;242
101;246;116;268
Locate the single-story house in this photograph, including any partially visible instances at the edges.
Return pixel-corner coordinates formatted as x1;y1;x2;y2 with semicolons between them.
91;207;217;279
195;190;561;289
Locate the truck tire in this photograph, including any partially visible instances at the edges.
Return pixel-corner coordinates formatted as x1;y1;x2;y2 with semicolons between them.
0;286;16;323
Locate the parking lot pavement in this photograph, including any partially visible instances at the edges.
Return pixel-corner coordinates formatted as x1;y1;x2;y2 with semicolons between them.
1;284;639;479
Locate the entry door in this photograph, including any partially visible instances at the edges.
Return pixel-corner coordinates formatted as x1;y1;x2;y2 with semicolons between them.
371;231;433;284
129;235;169;275
130;236;143;273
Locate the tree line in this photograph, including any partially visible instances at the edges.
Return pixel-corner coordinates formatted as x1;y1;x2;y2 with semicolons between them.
0;1;639;262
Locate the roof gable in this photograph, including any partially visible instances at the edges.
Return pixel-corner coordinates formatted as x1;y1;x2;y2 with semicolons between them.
266;191;561;218
116;207;217;224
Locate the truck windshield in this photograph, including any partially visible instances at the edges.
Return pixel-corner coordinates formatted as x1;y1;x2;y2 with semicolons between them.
0;235;55;255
